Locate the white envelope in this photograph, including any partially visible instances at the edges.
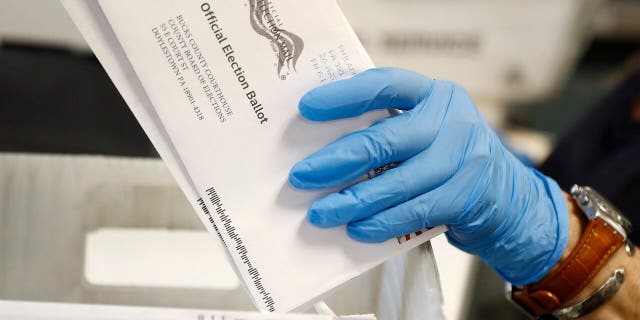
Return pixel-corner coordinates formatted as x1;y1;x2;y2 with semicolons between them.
61;0;445;313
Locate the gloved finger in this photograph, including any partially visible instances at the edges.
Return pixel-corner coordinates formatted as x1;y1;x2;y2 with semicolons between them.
289;115;413;189
307;145;459;227
346;169;474;243
299;67;434;121
290;81;455;190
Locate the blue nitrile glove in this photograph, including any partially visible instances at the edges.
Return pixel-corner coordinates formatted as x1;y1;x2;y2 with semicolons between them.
289;68;569;286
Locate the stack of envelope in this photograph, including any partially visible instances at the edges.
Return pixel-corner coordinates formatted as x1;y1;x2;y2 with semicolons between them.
61;0;445;314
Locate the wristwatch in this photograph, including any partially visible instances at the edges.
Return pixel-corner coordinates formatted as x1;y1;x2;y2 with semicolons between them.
506;185;634;319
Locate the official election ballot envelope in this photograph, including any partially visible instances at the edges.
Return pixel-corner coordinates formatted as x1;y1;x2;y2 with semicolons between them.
0;300;374;320
61;0;446;313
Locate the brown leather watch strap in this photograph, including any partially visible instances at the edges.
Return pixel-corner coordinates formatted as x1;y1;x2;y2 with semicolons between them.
512;217;624;316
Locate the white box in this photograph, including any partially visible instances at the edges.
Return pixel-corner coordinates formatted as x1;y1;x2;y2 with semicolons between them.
0;154;443;319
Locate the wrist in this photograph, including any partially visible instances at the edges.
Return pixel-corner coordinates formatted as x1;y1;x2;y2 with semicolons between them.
551;193;587;276
508;185;636;319
557;194;639;319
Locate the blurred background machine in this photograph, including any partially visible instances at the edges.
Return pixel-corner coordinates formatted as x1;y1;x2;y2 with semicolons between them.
1;0;639;319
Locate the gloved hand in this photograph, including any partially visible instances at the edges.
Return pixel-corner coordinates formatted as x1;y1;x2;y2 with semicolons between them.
289;68;569;285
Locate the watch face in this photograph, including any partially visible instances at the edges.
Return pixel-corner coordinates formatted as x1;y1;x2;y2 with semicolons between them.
589;187;618;214
583;187;633;236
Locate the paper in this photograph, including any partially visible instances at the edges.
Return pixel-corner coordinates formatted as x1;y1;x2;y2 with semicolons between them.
61;0;445;313
0;300;339;320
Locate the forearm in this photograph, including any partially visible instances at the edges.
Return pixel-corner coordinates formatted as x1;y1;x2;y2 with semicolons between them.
557;193;640;319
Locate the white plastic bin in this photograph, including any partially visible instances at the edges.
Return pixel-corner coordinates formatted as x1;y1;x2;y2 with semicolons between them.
0;153;444;319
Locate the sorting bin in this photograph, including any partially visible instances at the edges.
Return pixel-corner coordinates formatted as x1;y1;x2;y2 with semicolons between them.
0;153;444;319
